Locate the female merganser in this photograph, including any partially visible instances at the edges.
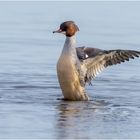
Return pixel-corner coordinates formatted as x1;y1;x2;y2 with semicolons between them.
53;21;140;101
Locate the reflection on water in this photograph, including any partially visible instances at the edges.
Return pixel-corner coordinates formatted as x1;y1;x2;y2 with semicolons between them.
56;101;102;139
0;1;140;139
55;100;140;139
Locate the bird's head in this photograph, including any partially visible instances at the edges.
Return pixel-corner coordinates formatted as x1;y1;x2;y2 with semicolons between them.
53;21;79;37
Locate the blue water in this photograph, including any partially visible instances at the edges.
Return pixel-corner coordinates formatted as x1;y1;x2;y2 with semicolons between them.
0;1;140;139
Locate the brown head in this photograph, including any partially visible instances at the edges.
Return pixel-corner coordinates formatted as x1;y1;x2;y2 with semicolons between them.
53;21;79;37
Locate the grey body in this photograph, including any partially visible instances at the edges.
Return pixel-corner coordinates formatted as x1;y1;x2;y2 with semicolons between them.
57;36;140;101
54;21;140;101
57;36;89;100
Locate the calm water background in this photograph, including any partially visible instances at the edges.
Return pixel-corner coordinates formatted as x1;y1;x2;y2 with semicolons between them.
0;1;140;139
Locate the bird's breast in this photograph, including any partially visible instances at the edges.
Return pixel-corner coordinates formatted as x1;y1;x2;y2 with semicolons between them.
57;55;82;98
57;55;78;80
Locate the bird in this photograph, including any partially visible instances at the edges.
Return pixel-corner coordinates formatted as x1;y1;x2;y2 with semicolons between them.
53;21;140;101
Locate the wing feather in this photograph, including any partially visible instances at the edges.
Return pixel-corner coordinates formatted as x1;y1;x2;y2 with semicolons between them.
82;49;140;83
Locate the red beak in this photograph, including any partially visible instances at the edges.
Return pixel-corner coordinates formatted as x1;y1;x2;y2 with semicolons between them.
53;29;62;33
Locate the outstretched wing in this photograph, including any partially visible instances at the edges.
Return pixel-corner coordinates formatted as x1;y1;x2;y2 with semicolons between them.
76;47;140;84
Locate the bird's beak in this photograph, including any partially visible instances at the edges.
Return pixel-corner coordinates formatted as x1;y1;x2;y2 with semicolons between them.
53;29;62;34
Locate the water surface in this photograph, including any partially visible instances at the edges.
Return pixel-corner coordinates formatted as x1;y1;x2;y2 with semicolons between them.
0;1;140;139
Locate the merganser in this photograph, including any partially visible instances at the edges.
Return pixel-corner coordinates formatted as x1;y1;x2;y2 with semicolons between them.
53;21;140;101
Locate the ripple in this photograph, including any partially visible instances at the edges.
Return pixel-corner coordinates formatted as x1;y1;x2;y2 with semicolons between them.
12;85;59;90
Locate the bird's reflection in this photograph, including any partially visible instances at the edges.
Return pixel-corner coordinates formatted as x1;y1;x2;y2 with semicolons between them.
55;100;103;138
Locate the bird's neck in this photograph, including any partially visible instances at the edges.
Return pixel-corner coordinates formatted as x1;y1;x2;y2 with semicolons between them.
65;35;76;48
62;35;77;55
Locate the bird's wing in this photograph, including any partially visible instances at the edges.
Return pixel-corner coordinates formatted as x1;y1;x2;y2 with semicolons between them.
76;46;102;60
76;47;140;84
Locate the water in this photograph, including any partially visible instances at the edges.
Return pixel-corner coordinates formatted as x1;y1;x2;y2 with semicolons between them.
0;1;140;139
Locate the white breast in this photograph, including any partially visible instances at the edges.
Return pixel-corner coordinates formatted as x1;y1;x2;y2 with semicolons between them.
57;54;80;97
56;36;88;100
